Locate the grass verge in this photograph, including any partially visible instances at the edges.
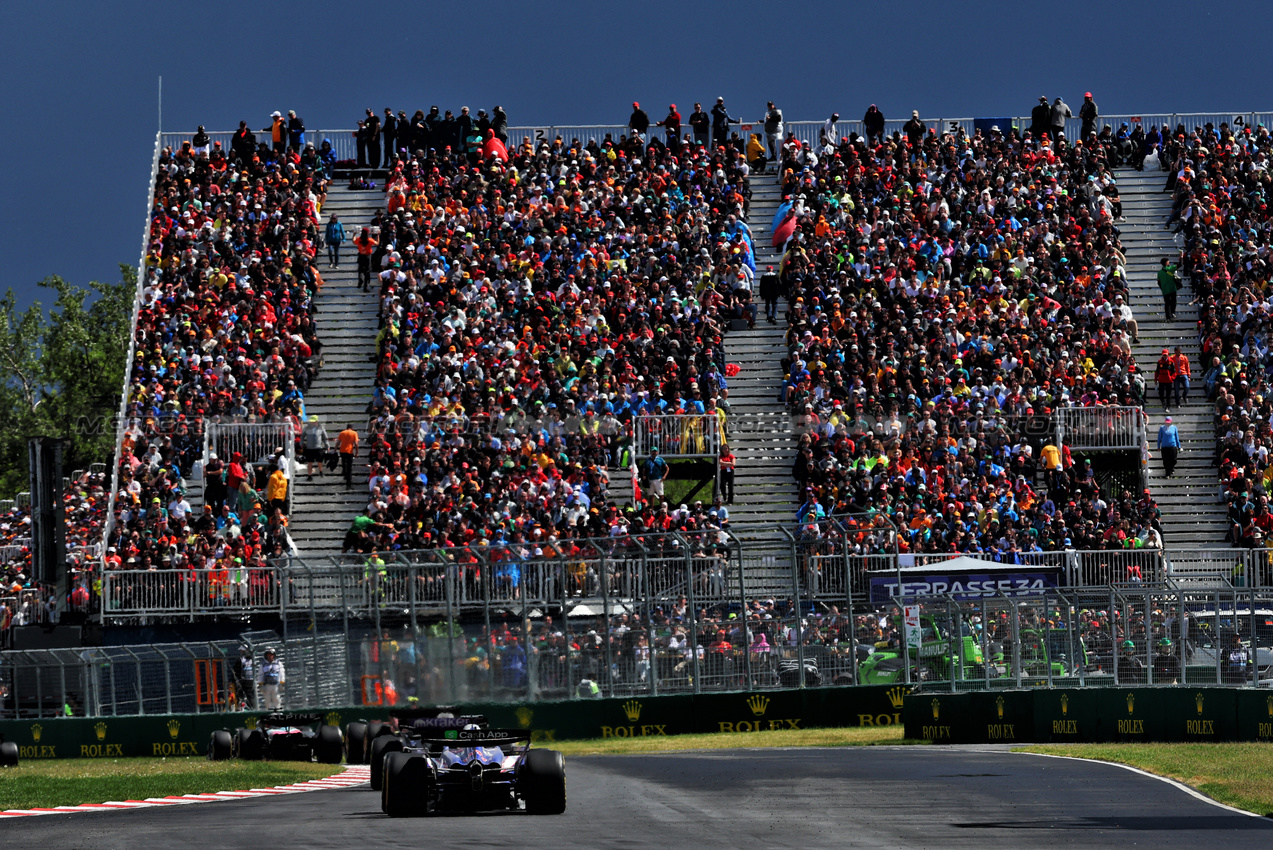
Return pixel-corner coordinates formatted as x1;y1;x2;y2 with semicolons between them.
0;759;341;811
551;724;912;756
1014;743;1273;816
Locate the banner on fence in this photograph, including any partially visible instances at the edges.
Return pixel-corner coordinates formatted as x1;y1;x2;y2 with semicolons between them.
872;572;1059;603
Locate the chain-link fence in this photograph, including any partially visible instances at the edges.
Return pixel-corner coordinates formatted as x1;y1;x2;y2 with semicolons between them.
878;584;1273;692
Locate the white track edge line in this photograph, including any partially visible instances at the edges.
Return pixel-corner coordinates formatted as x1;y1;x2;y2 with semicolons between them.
1014;750;1269;820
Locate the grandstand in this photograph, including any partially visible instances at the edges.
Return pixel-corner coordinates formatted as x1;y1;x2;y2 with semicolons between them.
10;104;1273;712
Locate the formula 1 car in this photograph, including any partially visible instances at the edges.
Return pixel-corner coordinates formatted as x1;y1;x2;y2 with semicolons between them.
358;707;489;791
208;712;343;763
381;728;566;817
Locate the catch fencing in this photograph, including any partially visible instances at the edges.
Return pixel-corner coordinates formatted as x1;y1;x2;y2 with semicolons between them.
886;584;1273;692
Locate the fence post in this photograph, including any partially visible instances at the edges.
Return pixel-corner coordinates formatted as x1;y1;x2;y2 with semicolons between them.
685;538;701;695
1012;600;1022;689
600;545;613;699
790;536;805;691
445;554;457;704
1214;591;1222;685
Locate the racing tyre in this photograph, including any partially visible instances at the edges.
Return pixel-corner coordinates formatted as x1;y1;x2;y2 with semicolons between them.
315;724;343;764
521;749;566;814
345;721;368;764
208;730;233;761
367;721;389;741
0;741;18;767
369;735;403;791
235;728;265;761
382;752;428;817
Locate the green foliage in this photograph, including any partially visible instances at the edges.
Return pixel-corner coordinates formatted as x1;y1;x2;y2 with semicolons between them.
0;265;134;497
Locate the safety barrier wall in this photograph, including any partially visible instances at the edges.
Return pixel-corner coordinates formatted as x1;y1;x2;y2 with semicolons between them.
0;685;910;758
903;687;1273;744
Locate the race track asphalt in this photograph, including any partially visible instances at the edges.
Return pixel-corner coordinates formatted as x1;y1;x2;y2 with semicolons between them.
4;747;1271;848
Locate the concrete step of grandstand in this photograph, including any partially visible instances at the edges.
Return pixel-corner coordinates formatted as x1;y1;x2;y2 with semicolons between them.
716;179;801;597
1115;168;1229;549
748;170;784;269
288;184;385;557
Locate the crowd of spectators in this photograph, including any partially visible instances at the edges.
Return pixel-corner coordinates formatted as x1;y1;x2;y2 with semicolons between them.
340;102;768;564
770;112;1165;556
102;111;326;593
1160;120;1273;547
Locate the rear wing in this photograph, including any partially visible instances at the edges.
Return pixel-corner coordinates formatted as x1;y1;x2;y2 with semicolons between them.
390;705;461;720
259;712;324;728
390;706;488;727
419;728;530;747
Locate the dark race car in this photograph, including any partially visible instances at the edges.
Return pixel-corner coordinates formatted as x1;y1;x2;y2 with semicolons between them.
208;712;343;764
381;727;565;817
355;707;489;791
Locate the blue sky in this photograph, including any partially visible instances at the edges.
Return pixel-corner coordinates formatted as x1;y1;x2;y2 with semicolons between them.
3;0;1271;308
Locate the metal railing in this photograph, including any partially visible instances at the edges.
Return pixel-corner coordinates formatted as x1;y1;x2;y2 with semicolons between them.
888;584;1273;691
1057;405;1147;451
632;413;721;458
102;130;162;573
203;421;296;472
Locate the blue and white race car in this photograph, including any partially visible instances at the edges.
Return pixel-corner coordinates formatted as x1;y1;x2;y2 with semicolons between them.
381;726;566;817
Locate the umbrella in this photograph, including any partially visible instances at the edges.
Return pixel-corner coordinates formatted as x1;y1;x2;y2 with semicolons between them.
772;212;797;247
771;200;792;234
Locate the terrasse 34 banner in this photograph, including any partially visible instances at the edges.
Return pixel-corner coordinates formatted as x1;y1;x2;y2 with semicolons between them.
871;572;1059;603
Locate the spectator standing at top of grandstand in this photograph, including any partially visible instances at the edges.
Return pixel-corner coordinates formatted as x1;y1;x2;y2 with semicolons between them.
192;125;210;156
711;97;739;149
354;227;377;292
287;110;305;149
267;111;286;154
903;110;926;148
382;108;397;163
656;104;680;144
1080;92;1099;139
337;424;359;489
689;102;710;147
862;104;885;146
1157;257;1180;321
231;120;254;163
364;108;381;168
1050;97;1072;140
302;416;329;480
1158;416;1181;477
1030;96;1051;139
763;101;783;158
490;105;508;144
822;112;840;148
628;102;650;142
456;106;474;153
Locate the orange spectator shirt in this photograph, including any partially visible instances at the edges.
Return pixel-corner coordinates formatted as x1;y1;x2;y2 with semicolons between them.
336;429;359;454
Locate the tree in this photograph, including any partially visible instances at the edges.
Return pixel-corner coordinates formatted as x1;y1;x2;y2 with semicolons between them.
0;265;134;497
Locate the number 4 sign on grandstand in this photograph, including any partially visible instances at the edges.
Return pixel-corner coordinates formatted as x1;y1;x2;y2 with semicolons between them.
904;605;922;650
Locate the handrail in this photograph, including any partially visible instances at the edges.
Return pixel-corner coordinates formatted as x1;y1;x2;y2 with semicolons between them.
102;130;162;577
